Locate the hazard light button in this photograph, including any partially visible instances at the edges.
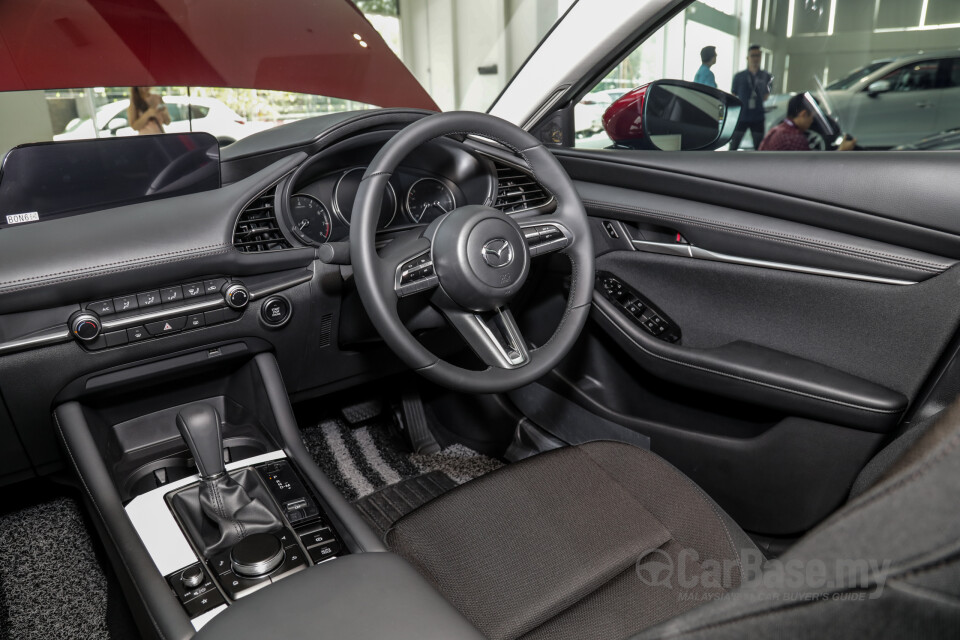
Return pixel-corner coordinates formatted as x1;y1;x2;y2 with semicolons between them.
144;316;188;336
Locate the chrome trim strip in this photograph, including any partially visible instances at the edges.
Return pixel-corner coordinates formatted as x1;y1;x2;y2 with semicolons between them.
630;240;916;286
0;327;71;355
101;297;224;331
248;273;313;301
473;308;530;369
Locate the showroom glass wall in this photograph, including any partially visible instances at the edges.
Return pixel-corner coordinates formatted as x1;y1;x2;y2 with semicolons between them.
575;0;960;150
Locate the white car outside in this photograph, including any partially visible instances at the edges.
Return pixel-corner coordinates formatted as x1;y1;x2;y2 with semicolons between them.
53;96;273;143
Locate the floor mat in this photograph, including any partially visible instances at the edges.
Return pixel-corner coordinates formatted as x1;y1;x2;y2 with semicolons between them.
354;471;457;538
0;495;138;640
300;417;503;503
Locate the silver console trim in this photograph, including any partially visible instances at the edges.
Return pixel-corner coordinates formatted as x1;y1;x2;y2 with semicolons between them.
0;326;71;355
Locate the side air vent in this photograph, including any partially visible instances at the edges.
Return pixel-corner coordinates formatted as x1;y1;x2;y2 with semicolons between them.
233;186;292;253
493;161;552;214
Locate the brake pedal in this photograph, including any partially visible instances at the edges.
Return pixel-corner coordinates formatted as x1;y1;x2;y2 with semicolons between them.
397;393;441;454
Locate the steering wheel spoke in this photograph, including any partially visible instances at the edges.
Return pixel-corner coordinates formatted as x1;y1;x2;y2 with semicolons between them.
518;216;572;257
440;304;530;369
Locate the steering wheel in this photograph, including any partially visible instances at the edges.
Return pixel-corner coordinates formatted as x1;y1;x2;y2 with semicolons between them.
349;111;594;393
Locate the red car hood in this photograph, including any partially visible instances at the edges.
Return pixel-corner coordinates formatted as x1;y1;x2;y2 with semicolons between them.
0;0;438;110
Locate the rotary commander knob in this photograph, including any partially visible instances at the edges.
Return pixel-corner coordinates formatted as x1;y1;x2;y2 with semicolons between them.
70;312;102;342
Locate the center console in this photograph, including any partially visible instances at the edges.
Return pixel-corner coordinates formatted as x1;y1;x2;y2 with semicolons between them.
54;351;389;639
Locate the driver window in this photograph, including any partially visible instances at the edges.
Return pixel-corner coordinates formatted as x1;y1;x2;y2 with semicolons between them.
881;61;939;92
573;0;960;152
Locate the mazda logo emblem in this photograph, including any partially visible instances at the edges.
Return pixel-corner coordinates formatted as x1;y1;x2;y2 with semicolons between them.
482;238;514;268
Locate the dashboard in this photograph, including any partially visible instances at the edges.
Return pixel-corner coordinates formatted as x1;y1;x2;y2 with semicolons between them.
0;108;555;487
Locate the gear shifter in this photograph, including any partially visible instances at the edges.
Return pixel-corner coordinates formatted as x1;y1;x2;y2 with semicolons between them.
172;403;282;556
177;404;227;480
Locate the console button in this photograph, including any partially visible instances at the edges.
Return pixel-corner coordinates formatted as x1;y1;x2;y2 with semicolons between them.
204;278;227;294
300;527;335;549
137;290;161;308
144;316;187;336
209;551;233;576
183;282;204;298
183;590;224;618
126;326;148;342
272;548;307;579
113;295;139;314
204;309;225;325
103;330;128;347
308;541;341;563
220;573;270;600
160;286;184;304
260;296;290;327
186;313;205;329
87;300;115;315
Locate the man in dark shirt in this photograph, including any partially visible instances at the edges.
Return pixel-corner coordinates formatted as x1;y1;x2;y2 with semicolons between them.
730;45;772;150
759;93;856;151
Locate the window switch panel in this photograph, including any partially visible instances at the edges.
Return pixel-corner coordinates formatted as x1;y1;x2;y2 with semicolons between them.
596;271;681;343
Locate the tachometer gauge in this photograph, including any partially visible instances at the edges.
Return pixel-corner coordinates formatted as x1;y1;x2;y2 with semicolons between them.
406;178;456;222
289;193;333;245
333;167;397;228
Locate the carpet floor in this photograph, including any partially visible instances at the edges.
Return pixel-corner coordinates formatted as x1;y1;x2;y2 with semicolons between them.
0;494;138;640
300;417;503;521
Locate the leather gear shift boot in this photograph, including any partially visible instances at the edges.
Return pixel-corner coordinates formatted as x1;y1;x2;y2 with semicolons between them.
171;467;283;557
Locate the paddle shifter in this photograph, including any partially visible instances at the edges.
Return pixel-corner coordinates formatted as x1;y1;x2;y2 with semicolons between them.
173;403;282;557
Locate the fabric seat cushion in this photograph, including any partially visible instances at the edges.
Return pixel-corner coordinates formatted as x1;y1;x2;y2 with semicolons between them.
386;441;759;640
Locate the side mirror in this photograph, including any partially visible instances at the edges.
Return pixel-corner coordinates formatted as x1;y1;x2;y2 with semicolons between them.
867;80;891;96
602;79;742;151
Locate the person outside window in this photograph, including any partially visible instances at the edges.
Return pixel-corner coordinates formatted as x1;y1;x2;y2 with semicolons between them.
694;46;717;88
730;45;773;150
127;87;170;135
759;93;856;151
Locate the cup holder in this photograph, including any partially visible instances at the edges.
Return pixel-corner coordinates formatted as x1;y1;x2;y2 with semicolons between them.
122;437;269;500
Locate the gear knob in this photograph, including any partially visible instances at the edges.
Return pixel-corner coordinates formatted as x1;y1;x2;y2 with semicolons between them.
176;403;226;479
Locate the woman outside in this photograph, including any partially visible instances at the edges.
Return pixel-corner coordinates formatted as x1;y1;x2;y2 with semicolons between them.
127;87;170;134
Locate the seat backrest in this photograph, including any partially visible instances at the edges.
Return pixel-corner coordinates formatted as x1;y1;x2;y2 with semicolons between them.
635;398;960;639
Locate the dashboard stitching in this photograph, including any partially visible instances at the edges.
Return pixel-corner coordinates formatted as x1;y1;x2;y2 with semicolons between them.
582;199;945;273
0;246;230;293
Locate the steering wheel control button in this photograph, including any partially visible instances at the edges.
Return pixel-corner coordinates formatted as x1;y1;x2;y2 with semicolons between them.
260;296;291;327
523;222;570;256
87;299;115;315
396;253;439;296
230;532;285;578
137;290;161;308
223;282;250;309
183;282;204;298
145;316;187;336
204;278;227;294
126;326;148;342
71;313;102;342
596;272;681;343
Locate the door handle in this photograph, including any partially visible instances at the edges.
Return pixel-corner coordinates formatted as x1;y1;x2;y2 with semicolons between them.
915;102;934;109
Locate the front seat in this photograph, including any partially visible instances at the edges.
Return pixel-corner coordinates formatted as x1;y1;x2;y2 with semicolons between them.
386;402;960;639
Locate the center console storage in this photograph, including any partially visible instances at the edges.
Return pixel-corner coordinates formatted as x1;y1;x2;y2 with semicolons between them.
54;350;386;639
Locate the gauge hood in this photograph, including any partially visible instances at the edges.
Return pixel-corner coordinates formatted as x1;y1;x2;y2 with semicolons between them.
0;0;438;110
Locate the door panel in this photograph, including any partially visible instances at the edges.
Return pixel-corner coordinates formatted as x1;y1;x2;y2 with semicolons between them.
542;148;960;536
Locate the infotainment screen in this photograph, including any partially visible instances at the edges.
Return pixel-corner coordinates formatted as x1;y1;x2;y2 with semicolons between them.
0;133;220;230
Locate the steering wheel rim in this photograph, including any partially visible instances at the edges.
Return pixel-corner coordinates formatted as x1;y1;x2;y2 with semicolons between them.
350;111;594;393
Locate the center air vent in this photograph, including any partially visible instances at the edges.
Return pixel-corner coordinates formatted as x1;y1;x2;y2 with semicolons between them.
233;186;292;253
493;161;552;214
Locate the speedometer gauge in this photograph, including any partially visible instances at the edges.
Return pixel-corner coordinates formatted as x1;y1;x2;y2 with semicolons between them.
406;178;456;222
289;194;332;245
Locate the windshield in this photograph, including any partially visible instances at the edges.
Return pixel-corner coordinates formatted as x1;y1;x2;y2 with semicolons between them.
825;61;891;91
0;0;571;156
